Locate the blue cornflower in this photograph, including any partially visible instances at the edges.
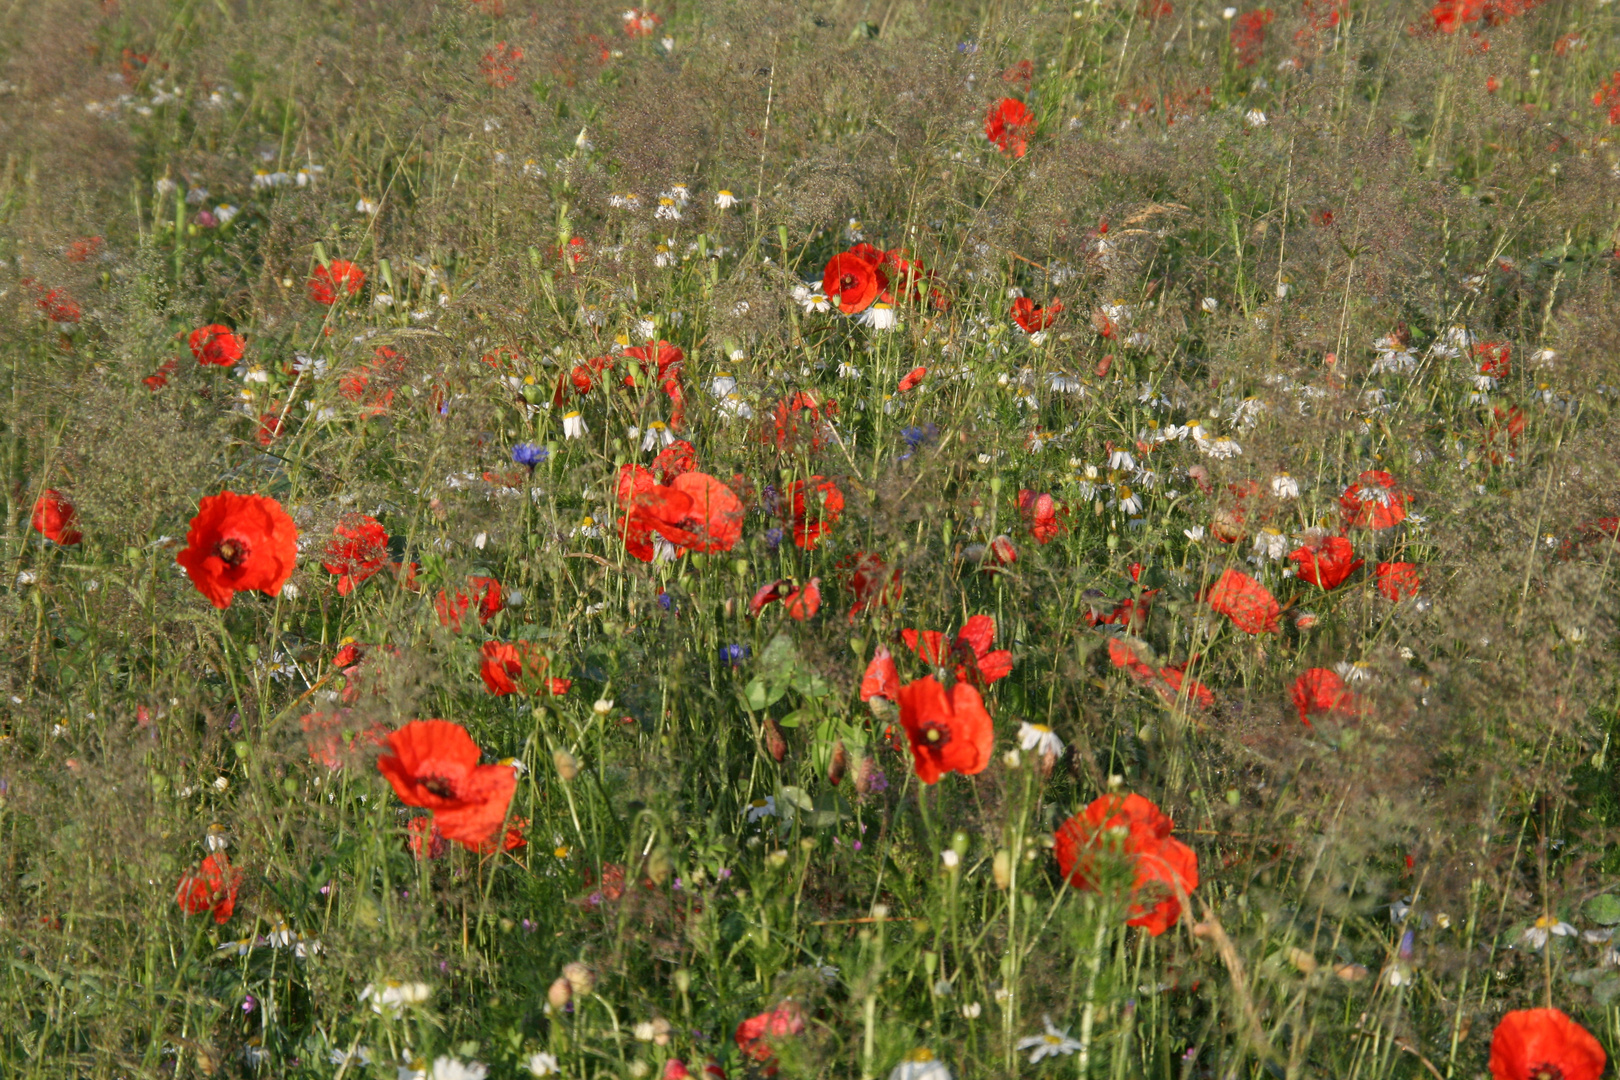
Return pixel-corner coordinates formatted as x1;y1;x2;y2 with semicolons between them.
721;644;750;666
764;527;784;552
512;442;549;468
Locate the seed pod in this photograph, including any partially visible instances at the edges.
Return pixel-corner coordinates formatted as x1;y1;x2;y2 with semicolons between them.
827;739;848;786
553;749;580;781
763;717;787;762
992;849;1012;889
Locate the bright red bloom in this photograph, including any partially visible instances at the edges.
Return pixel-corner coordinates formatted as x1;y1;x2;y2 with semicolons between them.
616;464;745;561
480;41;523;86
1597;71;1620;125
822;252;881;314
897;675;994;784
37;287;81;323
985;97;1033;157
31;490;81;545
735;1003;805;1074
1289;535;1363;590
65;236;102;263
749;578;820;620
1107;637;1157;682
144;358;179;390
897;366;928;393
339;346;405;417
479;640;555;696
1205;568;1280;634
321;514;390;596
1011;297;1063;333
984;535;1018;570
1108;638;1211;709
407;816;448;860
1230;8;1274;67
785;476;844;549
1375;561;1421;601
1475;340;1511;379
255;412;284;446
176;492;299;609
1339;470;1411;530
436;576;504;630
903;615;1013;685
306;260;365;304
175;853;242;923
839;551;901;621
188;324;245;367
1018;489;1065;544
375;719;517;848
762;391;837;453
475;816;529;855
1490;1009;1606;1080
860;647;900;702
302;709;389;768
1290;668;1359;726
1054;793;1198;936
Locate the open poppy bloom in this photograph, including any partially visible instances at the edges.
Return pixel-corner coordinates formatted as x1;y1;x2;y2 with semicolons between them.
903;614;1014;685
306;259;365;304
480;640;567;696
1290;668;1359;726
1205;568;1280;633
475;815;529;855
1289;535;1363;590
1108;638;1212;710
436;576;504;630
985;97;1033;157
1375;561;1421;601
1475;340;1511;380
616;463;745;562
763;391;838;453
339;346;406;417
785;476;844;549
1489;1008;1606;1080
897;366;928;393
1054;793;1198;936
175;853;242;924
1011;297;1062;333
838;551;902;621
322;514;390;596
822;251;882;314
144;358;179;390
735;1003;805;1075
897;674;994;784
31;490;81;545
188;324;245;367
176;491;299;609
375;719;518;848
1018;489;1065;544
302;709;389;768
860;647;900;703
750;578;821;620
1339;470;1411;530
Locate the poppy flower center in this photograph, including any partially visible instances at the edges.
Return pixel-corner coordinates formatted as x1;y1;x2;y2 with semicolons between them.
839;272;860;293
421;775;455;798
920;722;952;747
1530;1066;1565;1080
214;538;249;567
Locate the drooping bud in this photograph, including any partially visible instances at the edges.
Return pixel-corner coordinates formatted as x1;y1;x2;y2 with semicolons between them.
763;717;787;763
553;749;580;781
827;739;848;786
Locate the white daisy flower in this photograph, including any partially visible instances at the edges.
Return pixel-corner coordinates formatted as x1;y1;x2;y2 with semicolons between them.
563;411;588;439
1016;1017;1083;1063
1017;722;1064;757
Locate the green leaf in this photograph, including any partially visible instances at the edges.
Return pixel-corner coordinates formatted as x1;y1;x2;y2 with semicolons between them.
1586;893;1620;926
743;679;770;711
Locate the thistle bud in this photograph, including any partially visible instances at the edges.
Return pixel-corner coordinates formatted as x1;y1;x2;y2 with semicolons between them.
553;749;580;782
827;739;848;786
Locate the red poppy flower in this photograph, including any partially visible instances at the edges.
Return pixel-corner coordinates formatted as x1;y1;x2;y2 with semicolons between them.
31;490;81;545
1108;638;1210;709
340;346;405;417
475;815;530;855
176;492;299;609
615;464;745;561
1085;591;1156;630
1018;489;1065;544
1290;668;1358;726
896;366;928;394
881;248;935;303
1339;470;1411;530
1489;1008;1606;1080
902;615;1013;685
985;97;1033;157
375;719;517;848
1229;8;1274;68
1107;637;1157;683
407;816;448;860
624;340;684;384
838;551;902;621
1204;568;1280;634
785;476;844;550
480;640;553;696
983;535;1018;570
1011;297;1063;333
749;578;820;620
1474;340;1511;380
480;41;523;86
436;576;504;630
822;252;881;314
1289;535;1363;590
255;412;284;446
306;260;365;304
321;514;390;596
1054;793;1198;936
175;853;242;923
763;391;838;453
735;1003;805;1074
302;709;389;768
1375;561;1421;601
860;647;900;702
652;440;697;480
37;287;81;323
144;358;179;390
897;674;994;784
188;324;244;367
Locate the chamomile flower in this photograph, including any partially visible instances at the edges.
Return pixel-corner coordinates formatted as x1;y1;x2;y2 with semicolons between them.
889;1048;952;1080
563;411;588;439
714;189;738;208
1017;722;1064;757
1016;1017;1083;1063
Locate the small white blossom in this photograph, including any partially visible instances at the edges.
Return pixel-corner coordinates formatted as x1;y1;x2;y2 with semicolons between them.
1017;1017;1083;1063
1017;722;1064;757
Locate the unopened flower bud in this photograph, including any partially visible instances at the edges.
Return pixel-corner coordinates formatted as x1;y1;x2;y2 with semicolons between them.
553;749;579;781
941;849;960;870
562;961;595;995
992;849;1012;889
593;698;614;716
827;739;848;786
548;977;573;1009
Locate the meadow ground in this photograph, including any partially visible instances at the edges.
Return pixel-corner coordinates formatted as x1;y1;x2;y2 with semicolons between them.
2;0;1620;1077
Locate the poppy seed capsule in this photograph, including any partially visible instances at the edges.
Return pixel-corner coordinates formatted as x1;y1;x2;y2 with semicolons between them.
548;977;573;1009
553;749;580;781
562;961;595;995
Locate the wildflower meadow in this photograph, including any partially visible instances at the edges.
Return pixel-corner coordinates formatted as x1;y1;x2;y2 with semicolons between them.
4;0;1620;1077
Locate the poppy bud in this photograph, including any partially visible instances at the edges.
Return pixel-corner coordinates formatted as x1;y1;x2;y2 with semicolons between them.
562;961;595;995
827;740;848;786
763;718;787;762
548;977;573;1009
646;848;673;886
554;749;580;781
992;849;1012;889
